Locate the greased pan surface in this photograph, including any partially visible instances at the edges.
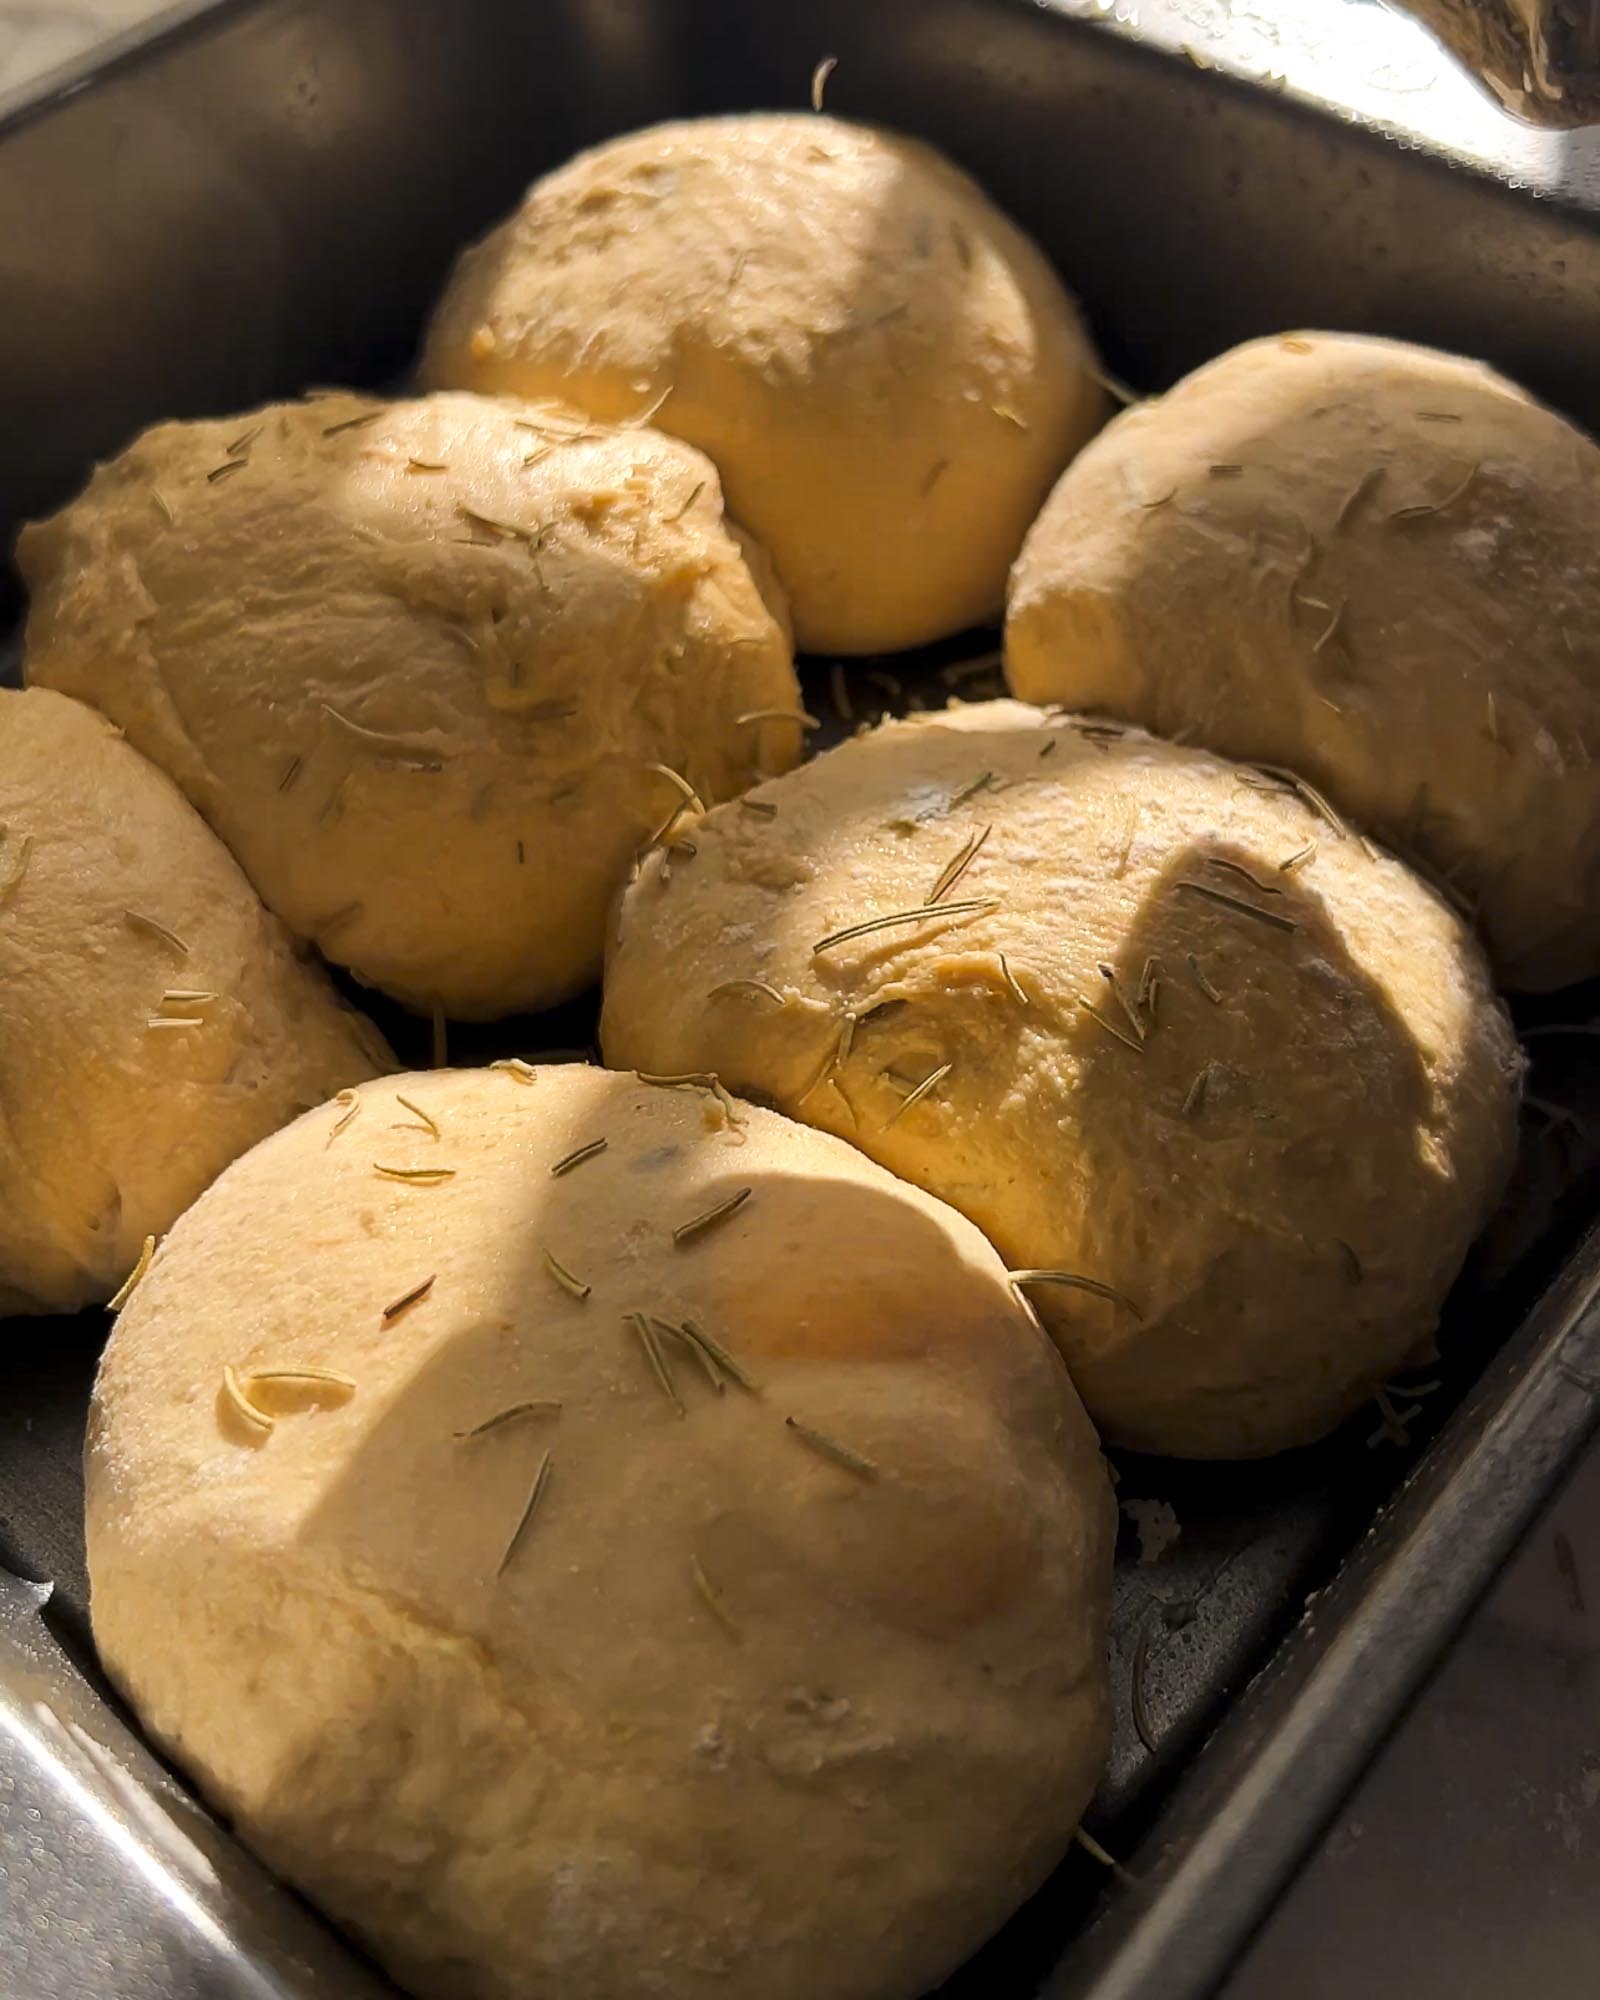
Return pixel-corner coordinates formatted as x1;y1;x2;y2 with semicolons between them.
3;3;1600;1995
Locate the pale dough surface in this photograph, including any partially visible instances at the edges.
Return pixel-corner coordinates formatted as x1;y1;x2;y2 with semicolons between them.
20;389;798;1018
0;686;386;1315
87;1064;1114;2000
423;114;1105;655
1007;330;1600;990
601;700;1521;1457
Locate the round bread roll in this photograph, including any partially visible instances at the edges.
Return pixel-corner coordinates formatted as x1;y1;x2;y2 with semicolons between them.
1006;330;1600;990
422;113;1106;655
19;389;798;1018
0;686;386;1316
86;1064;1114;2000
600;701;1522;1458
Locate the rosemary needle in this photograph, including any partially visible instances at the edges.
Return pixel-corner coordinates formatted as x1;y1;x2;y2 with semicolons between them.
999;953;1030;1004
1312;598;1347;655
1187;953;1224;1004
691;1554;741;1637
1077;997;1145;1055
107;1236;156;1312
497;1450;553;1575
928;823;993;904
786;1415;879;1478
1279;839;1318;873
320;702;444;768
123;909;190;956
1131;1621;1159;1755
1128;960;1155;1016
321;411;381;437
679;1318;760;1394
454;1400;561;1440
1176;880;1299;933
488;1057;538;1084
673;1187;753;1246
883;1062;952;1128
393;1094;441;1140
1389;462;1478;521
543;1248;591;1300
245;1367;356;1406
328;1090;361;1141
1074;1828;1138;1884
803;1010;855;1099
221;1363;274;1436
654;1318;724;1394
1205;856;1282;896
550;1137;608;1176
372;1165;456;1186
635;1070;743;1127
643;764;706;847
1335;464;1385;529
664;479;704;522
811;53;837;111
709;978;785;1004
643;762;704;812
1099;963;1148;1043
628;1311;685;1414
382;1274;436;1322
1183;1063;1221;1117
1368;1388;1415;1449
1009;1269;1143;1318
1253;763;1348;839
735;708;822;731
812;898;996;955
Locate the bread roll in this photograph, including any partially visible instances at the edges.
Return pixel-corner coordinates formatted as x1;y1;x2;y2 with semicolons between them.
86;1064;1114;2000
601;701;1521;1457
1006;330;1600;990
422;114;1105;655
0;686;386;1315
19;390;798;1018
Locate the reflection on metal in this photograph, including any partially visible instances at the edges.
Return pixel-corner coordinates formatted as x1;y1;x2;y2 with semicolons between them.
1055;0;1575;178
1395;0;1600;126
0;1570;392;1997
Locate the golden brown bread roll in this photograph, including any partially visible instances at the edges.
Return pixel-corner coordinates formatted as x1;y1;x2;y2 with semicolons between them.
87;1063;1114;2000
601;700;1521;1457
0;686;386;1314
1006;330;1600;989
20;389;798;1018
423;114;1105;654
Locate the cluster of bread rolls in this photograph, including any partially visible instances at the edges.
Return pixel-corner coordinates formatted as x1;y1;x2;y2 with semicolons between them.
8;97;1586;2000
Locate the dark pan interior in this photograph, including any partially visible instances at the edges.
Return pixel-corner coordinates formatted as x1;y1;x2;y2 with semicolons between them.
4;2;1600;1994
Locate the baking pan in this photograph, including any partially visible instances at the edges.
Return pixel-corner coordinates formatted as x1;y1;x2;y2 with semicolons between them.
4;2;1600;1996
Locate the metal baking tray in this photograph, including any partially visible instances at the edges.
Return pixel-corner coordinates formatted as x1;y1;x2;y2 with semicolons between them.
4;3;1600;1996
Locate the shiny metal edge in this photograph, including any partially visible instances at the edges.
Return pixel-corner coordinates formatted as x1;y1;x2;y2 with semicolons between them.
1054;1225;1600;1997
1047;0;1600;199
0;1571;393;1998
0;0;250;136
